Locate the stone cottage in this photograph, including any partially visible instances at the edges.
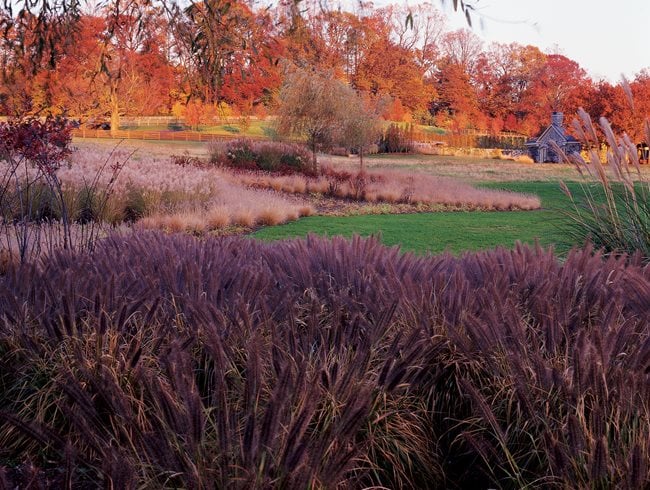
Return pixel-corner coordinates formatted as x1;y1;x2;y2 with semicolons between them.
526;112;581;163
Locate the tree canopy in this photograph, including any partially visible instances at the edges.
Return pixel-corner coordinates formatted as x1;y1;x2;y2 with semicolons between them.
0;0;647;139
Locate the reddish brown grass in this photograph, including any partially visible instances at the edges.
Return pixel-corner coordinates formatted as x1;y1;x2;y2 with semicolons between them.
229;167;540;211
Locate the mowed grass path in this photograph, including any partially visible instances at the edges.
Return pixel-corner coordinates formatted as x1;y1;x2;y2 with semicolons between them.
253;181;583;255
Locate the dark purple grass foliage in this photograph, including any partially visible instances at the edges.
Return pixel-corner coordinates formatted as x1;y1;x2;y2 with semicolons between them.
0;232;648;488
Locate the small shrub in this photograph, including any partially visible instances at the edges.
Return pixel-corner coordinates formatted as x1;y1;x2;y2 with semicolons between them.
222;125;240;134
0;116;74;260
75;185;99;224
209;139;314;176
225;139;257;169
379;124;414;153
255;145;282;171
122;187;148;223
171;154;205;168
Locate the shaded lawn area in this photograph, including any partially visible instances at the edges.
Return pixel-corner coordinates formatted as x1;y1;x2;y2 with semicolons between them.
253;181;587;255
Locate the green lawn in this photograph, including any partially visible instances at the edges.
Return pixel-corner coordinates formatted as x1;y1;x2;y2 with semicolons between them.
119;120;273;137
121;120;445;139
253;181;586;255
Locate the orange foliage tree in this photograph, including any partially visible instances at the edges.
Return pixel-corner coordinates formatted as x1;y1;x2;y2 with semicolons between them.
0;0;648;138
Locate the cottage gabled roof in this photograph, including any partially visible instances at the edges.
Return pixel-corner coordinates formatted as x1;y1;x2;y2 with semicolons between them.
536;124;567;144
526;112;582;162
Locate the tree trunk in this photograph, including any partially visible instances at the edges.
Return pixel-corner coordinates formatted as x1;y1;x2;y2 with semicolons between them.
110;80;120;134
311;137;318;173
359;147;364;173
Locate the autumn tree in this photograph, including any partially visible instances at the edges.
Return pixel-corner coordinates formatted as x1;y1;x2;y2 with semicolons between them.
0;0;80;114
171;0;250;105
275;0;323;66
626;72;650;140
97;0;174;132
386;3;446;79
476;42;547;132
218;8;283;112
0;0;647;139
306;10;360;78
276;67;352;171
347;13;434;114
431;59;482;129
440;28;482;79
336;95;383;172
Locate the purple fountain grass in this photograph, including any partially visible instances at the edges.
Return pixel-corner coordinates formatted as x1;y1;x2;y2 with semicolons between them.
0;233;648;488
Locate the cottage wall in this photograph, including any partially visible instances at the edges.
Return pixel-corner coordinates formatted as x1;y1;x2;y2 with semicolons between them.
526;112;581;163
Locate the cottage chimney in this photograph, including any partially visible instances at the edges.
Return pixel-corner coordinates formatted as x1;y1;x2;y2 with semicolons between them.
551;112;564;127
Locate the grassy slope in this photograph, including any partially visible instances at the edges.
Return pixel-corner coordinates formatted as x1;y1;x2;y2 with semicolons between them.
253;181;581;255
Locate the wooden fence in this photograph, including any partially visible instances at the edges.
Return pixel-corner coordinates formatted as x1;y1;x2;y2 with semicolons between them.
72;129;267;142
72;128;528;149
411;130;528;149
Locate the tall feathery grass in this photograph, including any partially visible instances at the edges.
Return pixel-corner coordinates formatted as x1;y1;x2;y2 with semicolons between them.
0;233;648;488
206;138;540;210
557;109;650;262
231;166;541;211
1;145;313;238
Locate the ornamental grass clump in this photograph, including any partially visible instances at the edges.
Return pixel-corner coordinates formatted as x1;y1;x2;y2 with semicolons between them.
0;233;648;488
235;165;540;211
556;109;650;262
0;116;74;260
0;117;128;263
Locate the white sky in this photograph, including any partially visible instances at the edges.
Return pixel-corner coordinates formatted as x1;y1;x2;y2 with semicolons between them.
438;0;650;82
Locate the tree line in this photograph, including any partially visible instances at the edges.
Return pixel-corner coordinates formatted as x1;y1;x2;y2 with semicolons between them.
1;0;648;139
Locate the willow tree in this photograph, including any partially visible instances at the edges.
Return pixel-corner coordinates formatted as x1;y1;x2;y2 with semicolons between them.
276;67;352;172
336;96;383;172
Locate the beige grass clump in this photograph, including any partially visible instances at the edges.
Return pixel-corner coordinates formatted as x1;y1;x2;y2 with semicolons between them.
162;214;185;233
138;216;159;230
183;213;207;234
364;191;379;203
288;176;307;194
299;206;314;217
256;208;285;226
224;159;540;211
232;210;255;227
206;207;231;229
306;178;330;194
55;144;309;232
515;155;534;164
376;170;541;210
269;179;284;192
139;212;206;234
373;181;404;203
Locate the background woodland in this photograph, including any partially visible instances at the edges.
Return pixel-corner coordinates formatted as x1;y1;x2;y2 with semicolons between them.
1;0;649;138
